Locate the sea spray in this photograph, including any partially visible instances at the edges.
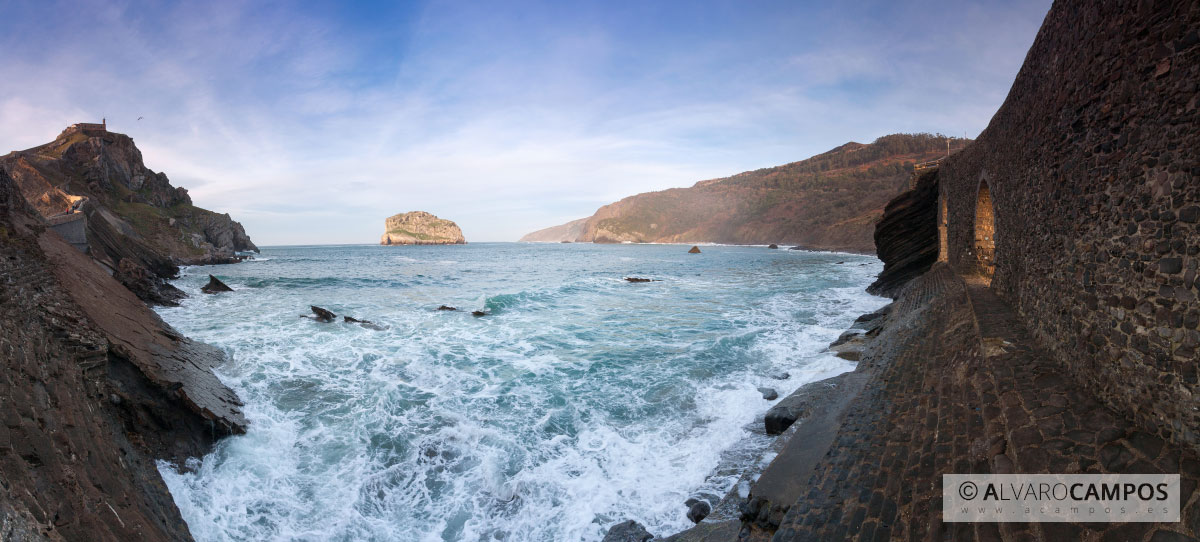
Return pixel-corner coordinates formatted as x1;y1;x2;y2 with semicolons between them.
156;243;887;542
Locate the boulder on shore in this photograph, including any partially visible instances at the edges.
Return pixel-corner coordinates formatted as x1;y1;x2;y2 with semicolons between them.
687;500;712;524
201;274;233;294
688;245;702;254
759;387;779;400
768;244;778;249
602;520;654;542
765;374;849;435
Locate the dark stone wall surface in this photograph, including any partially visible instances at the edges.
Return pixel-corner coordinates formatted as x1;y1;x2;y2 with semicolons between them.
933;0;1200;447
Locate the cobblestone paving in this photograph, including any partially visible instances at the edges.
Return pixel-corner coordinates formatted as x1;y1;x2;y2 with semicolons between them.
763;267;1200;541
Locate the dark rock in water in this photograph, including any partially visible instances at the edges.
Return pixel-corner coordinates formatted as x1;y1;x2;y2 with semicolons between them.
685;497;701;508
472;310;488;317
771;372;790;380
836;261;845;264
688;245;702;254
437;305;458;311
788;246;804;250
602;520;654;542
768;244;778;249
758;387;779;400
624;277;658;283
687;500;712;524
344;316;386;331
201;274;233;294
309;305;336;322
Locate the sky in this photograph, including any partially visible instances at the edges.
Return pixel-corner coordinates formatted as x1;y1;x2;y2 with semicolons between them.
0;0;1051;244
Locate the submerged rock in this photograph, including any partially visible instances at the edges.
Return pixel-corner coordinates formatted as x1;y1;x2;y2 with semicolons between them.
437;305;458;311
771;372;790;380
309;305;336;322
471;310;488;317
624;277;658;283
344;316;386;331
688;245;702;254
602;520;654;542
759;387;779;400
201;274;233;294
687;500;712;524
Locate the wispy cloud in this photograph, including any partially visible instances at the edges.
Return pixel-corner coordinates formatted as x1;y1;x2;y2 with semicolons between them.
0;0;1051;244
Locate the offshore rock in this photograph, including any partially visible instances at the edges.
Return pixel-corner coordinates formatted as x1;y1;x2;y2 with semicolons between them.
201;274;233;294
602;520;655;542
768;244;778;249
759;387;779;400
437;305;458;311
688;245;702;254
380;211;466;245
309;306;336;322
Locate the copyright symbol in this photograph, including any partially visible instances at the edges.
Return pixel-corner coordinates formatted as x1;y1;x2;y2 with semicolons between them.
959;481;978;500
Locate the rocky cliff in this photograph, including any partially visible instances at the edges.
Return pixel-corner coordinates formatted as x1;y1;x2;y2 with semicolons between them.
518;217;588;243
525;134;966;252
380;211;466;245
0;124;258;304
0;167;246;541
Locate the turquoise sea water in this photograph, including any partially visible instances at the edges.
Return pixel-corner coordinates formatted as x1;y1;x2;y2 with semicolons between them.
155;243;886;542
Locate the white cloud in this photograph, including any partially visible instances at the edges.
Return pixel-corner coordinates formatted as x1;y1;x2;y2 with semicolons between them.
0;0;1052;244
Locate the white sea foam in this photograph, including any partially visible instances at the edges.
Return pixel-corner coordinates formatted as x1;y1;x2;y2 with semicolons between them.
156;244;887;541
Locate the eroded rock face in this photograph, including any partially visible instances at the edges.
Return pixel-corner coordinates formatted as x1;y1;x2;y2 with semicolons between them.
0;168;245;541
867;169;939;298
380;211;466;245
0;125;258;305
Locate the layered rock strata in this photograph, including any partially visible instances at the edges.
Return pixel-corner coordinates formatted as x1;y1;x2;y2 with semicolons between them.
0;168;245;541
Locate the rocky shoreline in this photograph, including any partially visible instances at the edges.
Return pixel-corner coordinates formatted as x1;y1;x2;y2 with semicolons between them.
0;168;248;541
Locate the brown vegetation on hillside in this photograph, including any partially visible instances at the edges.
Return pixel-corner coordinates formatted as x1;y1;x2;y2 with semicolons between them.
530;133;968;252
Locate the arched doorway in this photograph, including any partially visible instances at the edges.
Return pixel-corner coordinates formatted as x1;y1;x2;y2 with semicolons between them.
938;193;949;262
974;182;995;282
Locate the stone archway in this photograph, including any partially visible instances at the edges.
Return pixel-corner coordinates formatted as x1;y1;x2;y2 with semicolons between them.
974;182;996;282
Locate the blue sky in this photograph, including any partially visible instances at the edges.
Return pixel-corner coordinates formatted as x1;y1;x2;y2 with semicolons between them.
0;0;1050;244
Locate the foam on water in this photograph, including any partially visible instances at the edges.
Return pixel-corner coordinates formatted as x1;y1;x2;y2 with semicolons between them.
156;243;887;542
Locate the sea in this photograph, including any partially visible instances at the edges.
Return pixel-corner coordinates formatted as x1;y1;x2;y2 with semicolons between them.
154;242;887;542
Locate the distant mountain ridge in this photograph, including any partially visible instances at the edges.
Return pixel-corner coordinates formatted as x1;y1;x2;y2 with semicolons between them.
523;133;968;253
518;217;588;242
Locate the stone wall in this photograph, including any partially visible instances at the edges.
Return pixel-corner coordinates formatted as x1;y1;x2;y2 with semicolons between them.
931;0;1200;447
